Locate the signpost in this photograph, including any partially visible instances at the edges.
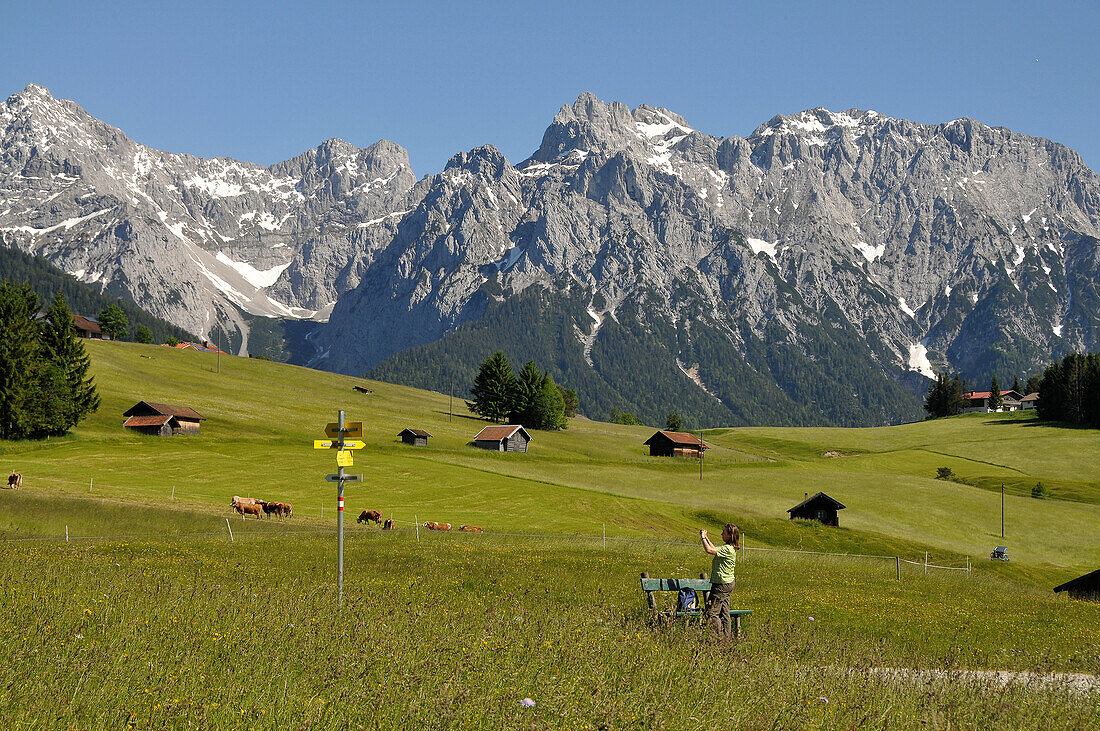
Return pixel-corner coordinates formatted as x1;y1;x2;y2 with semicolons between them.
314;410;364;606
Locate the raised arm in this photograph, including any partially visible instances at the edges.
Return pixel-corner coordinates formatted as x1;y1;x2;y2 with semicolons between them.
700;529;717;556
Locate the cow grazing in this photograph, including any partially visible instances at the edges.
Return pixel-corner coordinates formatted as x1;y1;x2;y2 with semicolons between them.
382;519;396;530
231;496;260;508
459;525;483;533
280;502;293;519
6;472;21;489
424;521;452;531
262;501;281;518
357;510;383;525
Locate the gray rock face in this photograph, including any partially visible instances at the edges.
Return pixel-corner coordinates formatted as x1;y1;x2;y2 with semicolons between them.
312;95;1100;406
0;84;415;349
3;85;1098;423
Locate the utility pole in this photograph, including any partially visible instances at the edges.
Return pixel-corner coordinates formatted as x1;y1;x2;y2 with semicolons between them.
449;378;453;423
998;481;1007;538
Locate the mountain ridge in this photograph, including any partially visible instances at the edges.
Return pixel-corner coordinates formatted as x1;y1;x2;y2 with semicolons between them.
3;84;1098;426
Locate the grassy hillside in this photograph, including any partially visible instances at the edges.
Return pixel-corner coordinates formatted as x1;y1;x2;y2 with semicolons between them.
2;339;1097;577
3;342;1098;728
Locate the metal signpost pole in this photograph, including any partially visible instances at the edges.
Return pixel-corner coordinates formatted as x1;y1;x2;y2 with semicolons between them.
338;409;345;606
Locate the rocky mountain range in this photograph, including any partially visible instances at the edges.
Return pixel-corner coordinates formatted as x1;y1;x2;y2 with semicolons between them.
3;85;1098;426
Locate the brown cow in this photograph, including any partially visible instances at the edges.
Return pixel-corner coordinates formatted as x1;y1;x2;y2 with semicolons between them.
262;501;281;518
382;519;396;530
459;525;483;533
233;502;263;519
231;496;260;508
280;502;293;519
424;521;452;531
6;472;21;489
357;510;383;525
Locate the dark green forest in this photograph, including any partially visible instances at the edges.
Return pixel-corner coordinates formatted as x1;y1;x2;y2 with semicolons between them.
366;286;926;428
0;246;195;344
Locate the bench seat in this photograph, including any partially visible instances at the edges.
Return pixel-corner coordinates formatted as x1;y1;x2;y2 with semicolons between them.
641;574;753;636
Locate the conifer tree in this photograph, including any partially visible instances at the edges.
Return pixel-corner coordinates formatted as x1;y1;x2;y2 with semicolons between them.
988;375;1003;411
0;283;42;439
41;293;100;432
468;351;515;423
135;325;153;344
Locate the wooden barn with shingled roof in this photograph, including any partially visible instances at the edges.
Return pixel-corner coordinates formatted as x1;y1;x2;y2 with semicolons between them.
399;428;433;447
787;492;846;527
472;425;530;453
122;401;206;436
643;430;708;458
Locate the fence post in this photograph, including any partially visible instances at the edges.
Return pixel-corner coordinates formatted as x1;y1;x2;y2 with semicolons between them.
924;552;928;575
65;525;69;543
603;523;606;550
321;502;324;519
896;556;901;582
171;486;175;501
225;518;234;542
415;514;420;543
743;533;747;562
89;477;93;493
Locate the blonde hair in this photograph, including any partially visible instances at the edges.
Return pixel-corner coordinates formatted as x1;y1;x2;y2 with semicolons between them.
723;523;741;549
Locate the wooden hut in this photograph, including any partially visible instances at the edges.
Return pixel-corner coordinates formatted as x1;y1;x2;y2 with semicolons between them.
643;430;707;458
787;492;846;527
472;425;531;453
399;428;433;446
1053;568;1100;602
122;401;206;436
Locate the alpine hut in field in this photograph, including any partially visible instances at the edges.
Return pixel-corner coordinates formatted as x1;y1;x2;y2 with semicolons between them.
787;492;846;527
122;401;206;436
472;425;531;453
643;430;707;458
399;428;433;447
1053;568;1100;602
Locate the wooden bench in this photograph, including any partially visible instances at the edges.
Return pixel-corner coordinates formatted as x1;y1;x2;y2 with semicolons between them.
640;573;753;636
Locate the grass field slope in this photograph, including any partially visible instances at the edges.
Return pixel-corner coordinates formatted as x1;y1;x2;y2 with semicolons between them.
1;342;1098;728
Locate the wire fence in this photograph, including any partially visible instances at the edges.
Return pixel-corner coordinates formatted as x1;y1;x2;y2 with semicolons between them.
2;473;973;579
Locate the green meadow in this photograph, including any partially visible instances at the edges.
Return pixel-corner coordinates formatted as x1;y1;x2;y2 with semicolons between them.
1;341;1098;729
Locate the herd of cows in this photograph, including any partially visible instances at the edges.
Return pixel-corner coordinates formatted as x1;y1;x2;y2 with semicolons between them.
230;495;293;519
355;509;483;533
228;499;483;533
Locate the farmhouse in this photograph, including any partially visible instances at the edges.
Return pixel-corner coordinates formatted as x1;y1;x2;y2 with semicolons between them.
71;314;104;339
787;492;846;527
961;389;1024;413
1020;392;1040;410
472;425;530;453
643;430;707;458
122;401;206;436
1053;568;1100;602
399;428;432;446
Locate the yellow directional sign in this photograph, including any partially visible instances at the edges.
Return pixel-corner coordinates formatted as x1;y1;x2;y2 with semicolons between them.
336;450;354;467
325;422;363;439
314;440;366;450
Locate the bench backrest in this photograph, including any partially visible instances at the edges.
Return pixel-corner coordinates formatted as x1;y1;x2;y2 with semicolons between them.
640;578;712;592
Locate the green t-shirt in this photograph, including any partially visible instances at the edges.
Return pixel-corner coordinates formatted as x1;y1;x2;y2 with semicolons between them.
711;544;737;585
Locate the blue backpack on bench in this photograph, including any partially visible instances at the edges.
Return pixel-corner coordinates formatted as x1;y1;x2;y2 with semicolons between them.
677;587;697;612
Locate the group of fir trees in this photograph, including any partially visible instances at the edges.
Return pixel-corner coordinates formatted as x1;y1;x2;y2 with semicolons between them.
0;283;100;439
1035;352;1100;428
923;372;971;417
468;351;575;430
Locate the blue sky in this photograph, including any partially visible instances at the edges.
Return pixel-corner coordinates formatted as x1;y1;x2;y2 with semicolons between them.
3;1;1098;176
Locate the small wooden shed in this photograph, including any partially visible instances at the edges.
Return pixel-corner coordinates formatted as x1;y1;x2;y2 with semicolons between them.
123;401;206;436
787;492;846;527
643;430;707;458
473;425;531;453
399;428;433;446
1053;568;1100;602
